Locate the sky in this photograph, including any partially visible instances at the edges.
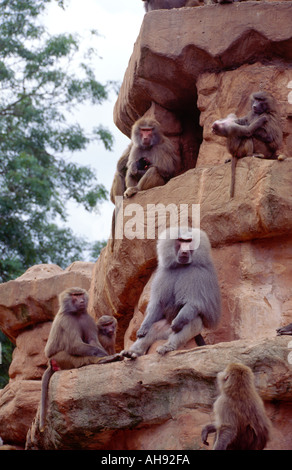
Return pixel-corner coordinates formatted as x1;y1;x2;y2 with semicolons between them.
44;0;145;246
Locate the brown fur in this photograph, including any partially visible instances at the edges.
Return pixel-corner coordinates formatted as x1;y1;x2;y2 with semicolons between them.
110;146;130;204
202;363;271;450
124;117;180;198
212;91;283;197
40;289;121;430
97;315;117;355
237;91;283;158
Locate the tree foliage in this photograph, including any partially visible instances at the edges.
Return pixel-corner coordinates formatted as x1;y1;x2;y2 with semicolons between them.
0;0;114;387
0;0;113;283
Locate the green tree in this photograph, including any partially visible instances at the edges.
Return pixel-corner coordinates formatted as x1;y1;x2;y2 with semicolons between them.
0;331;14;388
0;0;115;387
0;0;114;283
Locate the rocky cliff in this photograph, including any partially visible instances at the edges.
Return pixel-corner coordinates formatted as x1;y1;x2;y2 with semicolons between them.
0;3;292;450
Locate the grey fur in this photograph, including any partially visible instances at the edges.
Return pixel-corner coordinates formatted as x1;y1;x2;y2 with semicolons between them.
123;227;221;357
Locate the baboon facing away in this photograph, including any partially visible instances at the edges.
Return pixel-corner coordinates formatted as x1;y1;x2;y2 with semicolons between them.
122;227;221;358
212;91;283;197
40;288;122;430
201;363;271;450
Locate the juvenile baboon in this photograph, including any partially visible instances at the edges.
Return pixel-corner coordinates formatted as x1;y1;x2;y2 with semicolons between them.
124;117;180;198
212;91;283;197
110;147;130;251
110;145;130;204
122;227;221;358
97;315;118;355
201;363;271;450
142;0;199;11
40;288;122;430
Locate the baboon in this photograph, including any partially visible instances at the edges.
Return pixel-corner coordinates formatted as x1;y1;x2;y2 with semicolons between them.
122;227;221;358
110;147;130;251
40;288;122;430
201;363;271;450
48;315;120;370
124;117;180;198
142;0;200;11
212;91;283;197
97;315;118;355
110;145;130;204
212;112;268;156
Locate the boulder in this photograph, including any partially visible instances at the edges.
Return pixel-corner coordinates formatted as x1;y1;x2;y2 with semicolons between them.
8;323;50;382
0;380;41;445
26;337;292;450
0;261;94;341
114;3;292;134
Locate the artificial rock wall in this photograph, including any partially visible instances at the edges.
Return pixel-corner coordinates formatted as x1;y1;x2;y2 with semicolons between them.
0;3;292;450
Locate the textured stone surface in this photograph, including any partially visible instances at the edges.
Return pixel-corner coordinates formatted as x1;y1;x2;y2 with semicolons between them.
114;2;292;136
0;380;41;445
0;261;94;341
197;62;292;166
8;323;50;382
26;337;292;450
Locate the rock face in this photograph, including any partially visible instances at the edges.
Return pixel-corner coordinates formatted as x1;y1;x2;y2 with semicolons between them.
0;262;94;446
26;337;292;450
90;158;292;349
0;262;94;341
114;3;292;161
0;3;292;450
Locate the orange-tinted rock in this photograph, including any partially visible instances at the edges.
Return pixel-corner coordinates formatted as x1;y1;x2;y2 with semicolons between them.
26;337;292;450
114;3;292;137
8;323;50;381
0;261;94;341
0;381;41;445
197;62;292;166
90;158;292;349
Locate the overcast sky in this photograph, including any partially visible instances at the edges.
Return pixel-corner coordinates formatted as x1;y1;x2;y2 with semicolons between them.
44;0;145;246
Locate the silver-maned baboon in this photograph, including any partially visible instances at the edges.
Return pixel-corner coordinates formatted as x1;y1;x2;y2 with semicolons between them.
122;227;221;358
